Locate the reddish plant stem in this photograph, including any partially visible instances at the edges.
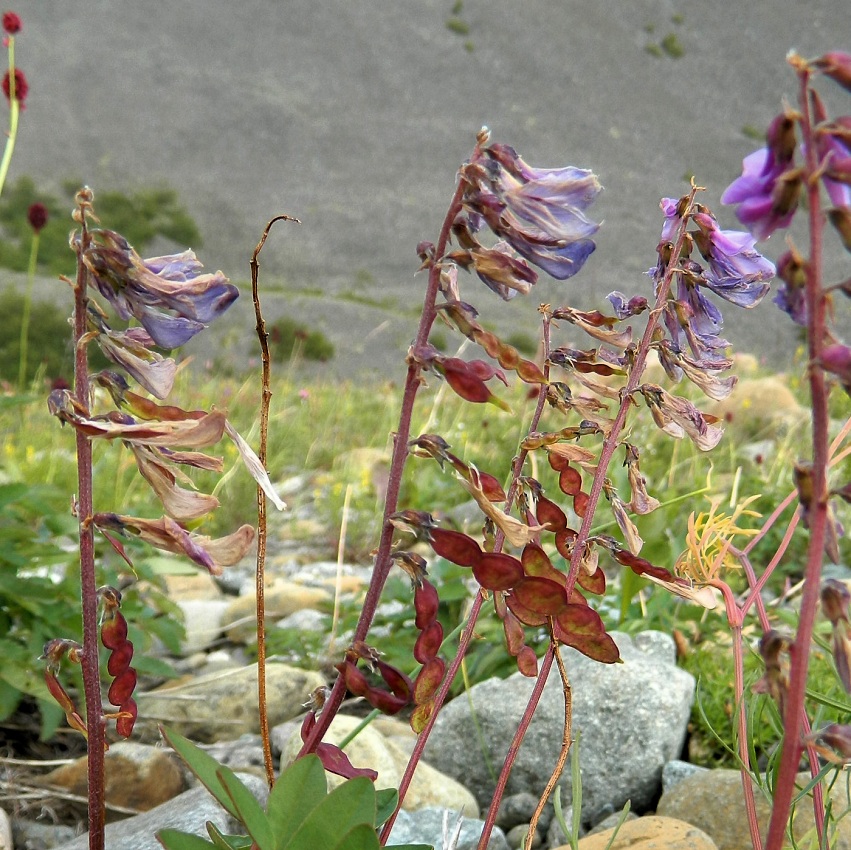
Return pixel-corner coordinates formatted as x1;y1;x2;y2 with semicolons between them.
299;171;471;758
72;213;106;850
565;185;699;596
381;311;555;842
712;579;763;850
476;646;556;850
378;592;485;844
765;66;831;850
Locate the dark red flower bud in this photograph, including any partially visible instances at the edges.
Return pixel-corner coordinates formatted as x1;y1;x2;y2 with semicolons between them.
27;201;47;233
2;11;20;34
2;67;27;108
766;111;798;165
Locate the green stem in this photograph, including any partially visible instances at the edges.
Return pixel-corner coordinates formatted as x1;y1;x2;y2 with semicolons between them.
17;231;39;390
0;37;19;197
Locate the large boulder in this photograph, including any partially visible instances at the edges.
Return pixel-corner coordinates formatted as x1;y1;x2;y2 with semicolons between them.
425;631;694;826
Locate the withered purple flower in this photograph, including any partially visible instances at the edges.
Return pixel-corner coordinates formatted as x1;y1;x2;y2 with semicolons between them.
459;137;601;281
80;230;239;348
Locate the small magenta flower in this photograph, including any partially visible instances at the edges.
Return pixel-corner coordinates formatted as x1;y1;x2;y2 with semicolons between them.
27;202;47;233
2;11;20;34
80;230;239;348
721;147;801;239
2;67;27;108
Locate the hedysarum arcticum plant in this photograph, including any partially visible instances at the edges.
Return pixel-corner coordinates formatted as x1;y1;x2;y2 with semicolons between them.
44;188;284;850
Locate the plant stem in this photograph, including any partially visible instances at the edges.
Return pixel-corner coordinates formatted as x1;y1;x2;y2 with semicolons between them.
299;168;471;759
765;66;831;850
476;646;556;850
72;206;105;850
565;185;699;596
17;231;39;391
0;36;19;198
250;214;299;787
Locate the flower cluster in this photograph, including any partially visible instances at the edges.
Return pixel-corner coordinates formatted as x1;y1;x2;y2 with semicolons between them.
648;195;775;381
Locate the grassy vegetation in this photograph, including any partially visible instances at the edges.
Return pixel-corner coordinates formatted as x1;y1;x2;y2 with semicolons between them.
4;342;849;762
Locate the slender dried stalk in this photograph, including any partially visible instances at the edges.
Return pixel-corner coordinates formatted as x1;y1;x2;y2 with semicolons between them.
525;633;572;850
250;214;300;787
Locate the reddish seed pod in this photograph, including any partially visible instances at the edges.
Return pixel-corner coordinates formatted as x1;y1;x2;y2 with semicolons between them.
376;659;413;701
577;565;607;595
473;552;524;592
516;645;538;677
547;451;571;472
535;495;568;531
414;620;444;663
554;528;578;559
108;668;138;705
559;465;583;496
414;580;440;630
339;660;371;697
414;657;446;704
365;688;408;715
521;543;567;587
512;576;568;616
573;491;590;518
502;609;526;656
429;527;482;567
505;593;549;627
107;641;134;676
440;358;493;404
477;471;507;502
100;614;128;650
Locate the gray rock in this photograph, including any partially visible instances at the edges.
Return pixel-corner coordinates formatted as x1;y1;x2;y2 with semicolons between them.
425;631;694;826
175;598;230;653
545;805;575;850
11;818;78;850
505;822;542;849
387;807;509;850
662;759;709;793
586;808;638;837
496;791;540;830
54;774;269;850
0;807;11;850
276;608;329;631
136;661;325;742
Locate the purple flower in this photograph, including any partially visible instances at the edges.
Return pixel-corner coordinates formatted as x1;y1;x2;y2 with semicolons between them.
81;230;239;349
721;148;801;239
817;128;851;210
460;140;601;281
693;213;774;308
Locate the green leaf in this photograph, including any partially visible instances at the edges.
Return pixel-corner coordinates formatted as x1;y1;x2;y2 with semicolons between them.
374;788;398;828
217;768;274;850
282;777;376;850
267;755;328;847
157;828;217;850
206;822;254;849
160;727;243;822
330;823;380;850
